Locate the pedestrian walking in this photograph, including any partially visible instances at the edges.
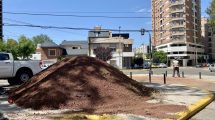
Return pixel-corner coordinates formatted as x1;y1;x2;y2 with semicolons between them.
172;58;180;77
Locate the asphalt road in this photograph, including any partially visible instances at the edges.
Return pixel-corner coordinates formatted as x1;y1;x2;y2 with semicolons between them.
122;67;215;77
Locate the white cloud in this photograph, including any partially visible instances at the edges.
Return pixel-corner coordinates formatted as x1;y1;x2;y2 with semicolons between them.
136;8;146;13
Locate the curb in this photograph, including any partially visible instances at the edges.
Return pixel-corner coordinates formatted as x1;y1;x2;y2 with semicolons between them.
86;114;124;120
175;91;215;120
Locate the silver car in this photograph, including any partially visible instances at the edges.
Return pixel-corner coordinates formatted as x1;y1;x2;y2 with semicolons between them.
209;64;215;72
159;63;167;68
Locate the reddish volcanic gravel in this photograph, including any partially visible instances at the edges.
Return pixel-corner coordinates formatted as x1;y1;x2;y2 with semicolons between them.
8;56;186;119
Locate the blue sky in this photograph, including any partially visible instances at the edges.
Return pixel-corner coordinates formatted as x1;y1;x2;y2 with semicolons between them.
3;0;212;48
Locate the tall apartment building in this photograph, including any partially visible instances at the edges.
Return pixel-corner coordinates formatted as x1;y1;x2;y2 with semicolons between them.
201;17;215;60
88;27;134;69
152;0;204;66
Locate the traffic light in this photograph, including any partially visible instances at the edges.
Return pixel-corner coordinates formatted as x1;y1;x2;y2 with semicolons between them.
141;28;145;35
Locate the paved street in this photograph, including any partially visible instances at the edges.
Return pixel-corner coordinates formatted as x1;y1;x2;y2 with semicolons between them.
123;67;214;76
124;67;215;120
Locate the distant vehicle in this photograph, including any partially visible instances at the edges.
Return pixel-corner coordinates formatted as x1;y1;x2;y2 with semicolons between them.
196;64;203;68
143;59;151;69
40;60;55;69
143;62;151;69
151;63;159;68
159;63;167;68
209;64;215;72
0;52;42;85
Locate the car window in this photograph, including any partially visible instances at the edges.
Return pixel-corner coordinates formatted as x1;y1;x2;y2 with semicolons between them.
0;54;9;61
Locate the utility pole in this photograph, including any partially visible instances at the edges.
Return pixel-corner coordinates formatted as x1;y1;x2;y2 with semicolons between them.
141;28;152;73
193;0;198;66
149;32;152;73
0;0;3;41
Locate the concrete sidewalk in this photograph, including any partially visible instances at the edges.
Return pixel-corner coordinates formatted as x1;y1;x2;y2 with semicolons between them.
144;83;214;120
144;83;209;106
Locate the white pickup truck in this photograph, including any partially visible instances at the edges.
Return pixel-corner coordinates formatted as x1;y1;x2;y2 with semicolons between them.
0;52;42;85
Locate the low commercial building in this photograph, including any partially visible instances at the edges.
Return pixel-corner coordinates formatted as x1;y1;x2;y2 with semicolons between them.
36;41;63;63
60;40;88;57
88;27;134;69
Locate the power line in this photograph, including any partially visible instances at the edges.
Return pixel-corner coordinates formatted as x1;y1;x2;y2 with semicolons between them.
3;11;189;19
4;18;33;25
3;23;139;32
3;10;210;14
3;18;87;36
3;23;195;32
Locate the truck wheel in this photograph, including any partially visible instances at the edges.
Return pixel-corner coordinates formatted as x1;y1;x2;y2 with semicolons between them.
16;70;33;84
8;78;18;85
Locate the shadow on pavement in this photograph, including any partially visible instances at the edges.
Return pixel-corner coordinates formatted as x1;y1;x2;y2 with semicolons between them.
141;82;208;97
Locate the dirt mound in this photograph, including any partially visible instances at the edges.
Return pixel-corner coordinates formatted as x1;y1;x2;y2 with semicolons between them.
8;57;186;119
9;56;153;110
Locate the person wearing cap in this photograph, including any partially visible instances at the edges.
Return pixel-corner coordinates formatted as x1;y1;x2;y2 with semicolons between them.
172;58;180;77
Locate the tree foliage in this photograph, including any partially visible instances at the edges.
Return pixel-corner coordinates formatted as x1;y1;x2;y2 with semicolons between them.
6;39;19;59
152;50;167;63
32;34;52;46
0;39;19;59
207;0;215;27
0;40;7;51
94;47;113;61
132;53;143;67
17;35;36;59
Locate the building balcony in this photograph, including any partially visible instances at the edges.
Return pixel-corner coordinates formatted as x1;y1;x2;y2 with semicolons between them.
171;24;185;29
171;17;185;21
112;52;134;57
171;8;184;13
170;1;184;7
171;32;185;36
171;38;186;42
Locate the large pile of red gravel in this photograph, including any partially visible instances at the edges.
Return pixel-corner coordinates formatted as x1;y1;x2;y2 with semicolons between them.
9;56;152;110
8;56;186;119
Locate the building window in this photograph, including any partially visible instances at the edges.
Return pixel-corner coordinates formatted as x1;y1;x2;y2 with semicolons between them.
48;49;56;56
72;47;78;49
110;43;117;52
209;38;212;42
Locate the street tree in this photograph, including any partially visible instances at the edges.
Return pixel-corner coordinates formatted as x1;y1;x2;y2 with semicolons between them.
0;39;19;59
18;35;36;59
207;0;215;30
32;34;52;46
132;53;143;67
6;39;19;59
0;40;7;52
152;50;167;63
94;47;113;62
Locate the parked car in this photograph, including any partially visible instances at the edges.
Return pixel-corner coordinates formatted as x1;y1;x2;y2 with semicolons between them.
143;62;151;69
159;63;167;68
152;63;159;68
195;64;203;68
0;52;42;85
209;63;215;72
